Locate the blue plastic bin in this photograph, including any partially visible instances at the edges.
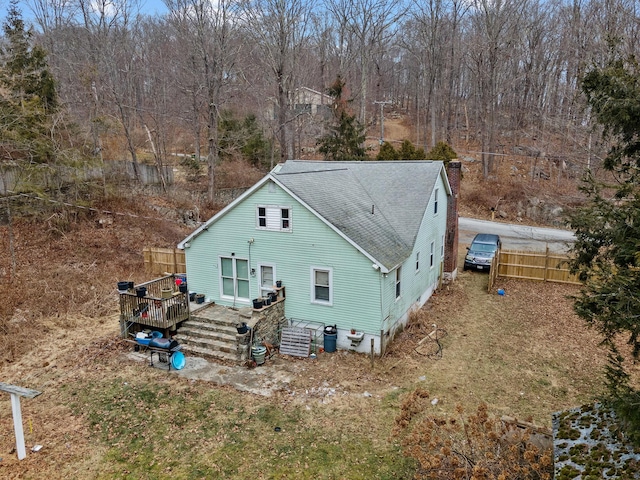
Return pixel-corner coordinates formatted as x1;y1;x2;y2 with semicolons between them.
324;325;337;353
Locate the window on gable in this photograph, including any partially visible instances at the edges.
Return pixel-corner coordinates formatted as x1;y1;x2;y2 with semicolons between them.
395;267;401;299
256;205;292;232
311;267;332;305
430;241;435;268
434;188;439;214
258;207;267;227
415;252;420;272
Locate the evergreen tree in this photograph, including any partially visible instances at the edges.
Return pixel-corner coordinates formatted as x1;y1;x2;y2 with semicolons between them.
0;0;58;163
398;139;427;160
218;111;271;167
427;141;457;163
317;76;368;161
568;54;640;442
377;140;429;161
376;141;399;160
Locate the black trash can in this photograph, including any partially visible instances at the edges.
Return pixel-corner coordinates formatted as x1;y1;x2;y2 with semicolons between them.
324;325;337;353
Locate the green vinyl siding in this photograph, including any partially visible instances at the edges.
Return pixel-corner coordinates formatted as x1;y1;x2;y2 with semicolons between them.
377;171;448;333
398;173;448;308
184;180;383;333
184;171;448;335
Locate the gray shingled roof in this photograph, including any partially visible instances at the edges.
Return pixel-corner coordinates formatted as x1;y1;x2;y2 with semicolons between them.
273;160;445;270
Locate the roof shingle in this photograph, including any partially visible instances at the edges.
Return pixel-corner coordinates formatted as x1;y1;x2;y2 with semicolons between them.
274;160;445;269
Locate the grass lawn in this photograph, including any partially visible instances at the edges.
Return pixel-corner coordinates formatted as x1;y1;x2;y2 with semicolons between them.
0;268;610;479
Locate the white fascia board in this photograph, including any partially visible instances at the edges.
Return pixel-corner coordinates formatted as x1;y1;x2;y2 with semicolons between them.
177;174;273;249
269;175;390;274
440;164;453;196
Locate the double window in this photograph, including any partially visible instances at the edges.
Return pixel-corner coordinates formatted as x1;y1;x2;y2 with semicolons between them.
220;257;249;301
257;205;291;232
311;267;333;305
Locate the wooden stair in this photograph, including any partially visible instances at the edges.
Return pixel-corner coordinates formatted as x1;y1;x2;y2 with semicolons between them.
174;304;252;364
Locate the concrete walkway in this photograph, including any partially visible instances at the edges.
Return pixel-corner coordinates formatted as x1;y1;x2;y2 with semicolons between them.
125;350;294;397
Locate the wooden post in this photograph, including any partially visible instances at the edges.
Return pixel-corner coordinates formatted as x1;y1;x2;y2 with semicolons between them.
11;393;26;459
0;382;42;460
544;245;549;282
173;248;178;274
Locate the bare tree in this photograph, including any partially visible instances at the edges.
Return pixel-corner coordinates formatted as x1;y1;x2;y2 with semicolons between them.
71;0;146;180
465;0;526;178
239;0;314;163
324;0;407;125
402;0;469;148
18;0;640;188
165;0;242;201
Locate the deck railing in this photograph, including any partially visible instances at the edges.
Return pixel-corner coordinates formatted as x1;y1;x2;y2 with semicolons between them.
119;275;190;337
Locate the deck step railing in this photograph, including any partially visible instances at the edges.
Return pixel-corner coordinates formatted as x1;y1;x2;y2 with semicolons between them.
119;275;190;337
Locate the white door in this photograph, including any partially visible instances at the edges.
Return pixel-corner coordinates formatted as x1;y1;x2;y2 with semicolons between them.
220;257;250;302
258;264;276;298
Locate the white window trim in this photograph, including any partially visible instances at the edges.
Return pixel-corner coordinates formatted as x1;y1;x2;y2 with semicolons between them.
441;234;445;258
434;188;439;215
256;204;292;232
430;241;435;269
415;251;420;273
310;266;333;306
219;256;250;303
258;263;276;297
395;267;401;300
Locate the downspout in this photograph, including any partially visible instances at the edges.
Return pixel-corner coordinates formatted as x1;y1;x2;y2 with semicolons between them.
378;269;384;355
248;238;255;304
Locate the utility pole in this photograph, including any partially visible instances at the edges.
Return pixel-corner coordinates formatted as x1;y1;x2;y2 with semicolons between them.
373;100;392;144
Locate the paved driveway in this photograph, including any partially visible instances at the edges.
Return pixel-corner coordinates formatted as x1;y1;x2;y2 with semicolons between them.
459;217;575;252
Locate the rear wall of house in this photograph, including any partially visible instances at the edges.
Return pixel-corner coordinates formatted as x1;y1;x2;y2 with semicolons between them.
184;180;385;335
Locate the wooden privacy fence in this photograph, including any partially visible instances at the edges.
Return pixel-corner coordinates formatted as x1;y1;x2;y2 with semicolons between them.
488;247;581;291
143;247;185;275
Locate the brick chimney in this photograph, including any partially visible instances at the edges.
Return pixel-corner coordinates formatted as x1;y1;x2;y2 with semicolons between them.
444;160;461;281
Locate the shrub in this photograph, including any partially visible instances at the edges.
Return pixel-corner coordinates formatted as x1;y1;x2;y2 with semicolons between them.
393;389;553;479
427;142;458;163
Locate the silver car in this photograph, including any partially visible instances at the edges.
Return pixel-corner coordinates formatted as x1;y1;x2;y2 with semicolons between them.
463;233;501;271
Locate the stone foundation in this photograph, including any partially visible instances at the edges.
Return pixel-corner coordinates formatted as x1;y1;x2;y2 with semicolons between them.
246;300;287;354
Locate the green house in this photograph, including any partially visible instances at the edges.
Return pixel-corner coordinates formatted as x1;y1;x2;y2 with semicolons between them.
178;160;457;353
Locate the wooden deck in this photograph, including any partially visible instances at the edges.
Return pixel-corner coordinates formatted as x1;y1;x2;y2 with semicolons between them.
119;275;190;337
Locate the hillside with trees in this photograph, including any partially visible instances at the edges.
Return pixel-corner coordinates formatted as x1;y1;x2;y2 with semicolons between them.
3;1;640;477
2;0;636;195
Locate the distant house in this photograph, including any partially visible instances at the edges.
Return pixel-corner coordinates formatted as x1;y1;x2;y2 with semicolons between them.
291;87;332;117
265;87;332;120
178;160;460;353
